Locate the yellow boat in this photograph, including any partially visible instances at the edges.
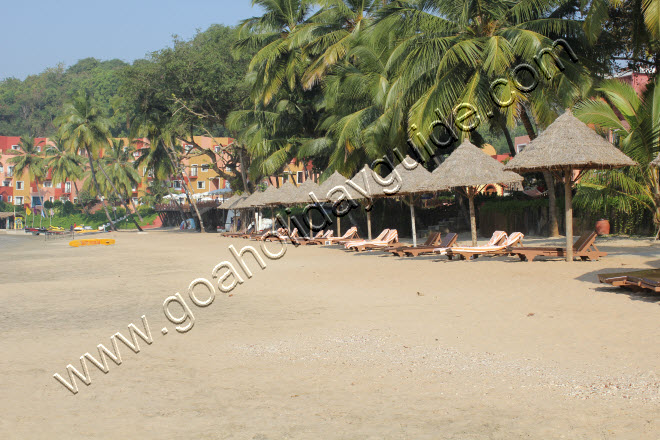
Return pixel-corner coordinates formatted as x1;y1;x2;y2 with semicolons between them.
69;238;115;247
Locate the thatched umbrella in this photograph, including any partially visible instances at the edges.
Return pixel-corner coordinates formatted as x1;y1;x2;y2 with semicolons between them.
504;109;635;261
218;193;243;210
422;140;523;246
318;171;351;236
345;164;395;239
258;185;282;231
266;180;299;230
383;156;432;246
282;179;323;235
218;193;246;232
232;189;269;232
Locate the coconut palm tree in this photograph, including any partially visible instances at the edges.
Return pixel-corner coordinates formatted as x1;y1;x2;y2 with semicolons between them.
44;140;86;212
235;0;315;105
574;78;660;238
97;138;144;223
8;135;46;223
56;92;116;230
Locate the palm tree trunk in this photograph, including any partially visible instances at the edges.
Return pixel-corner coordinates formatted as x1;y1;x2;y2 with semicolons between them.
238;147;250;193
497;119;517;157
519;105;559;237
96;162;143;231
129;197;144;222
86;152;116;231
73;181;87;214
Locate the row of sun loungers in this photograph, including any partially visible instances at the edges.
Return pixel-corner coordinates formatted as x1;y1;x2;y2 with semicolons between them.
222;226;608;263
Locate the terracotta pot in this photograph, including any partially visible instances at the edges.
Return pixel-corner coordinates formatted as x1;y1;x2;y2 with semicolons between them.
595;219;610;236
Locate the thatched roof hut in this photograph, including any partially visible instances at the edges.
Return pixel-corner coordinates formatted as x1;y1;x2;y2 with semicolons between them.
270;180;299;205
218;194;244;210
318;171;350;202
388;156;432;196
382;156;432;246
422;141;522;191
503;110;636;172
284;178;322;205
504;109;635;261
422;140;523;245
258;185;282;205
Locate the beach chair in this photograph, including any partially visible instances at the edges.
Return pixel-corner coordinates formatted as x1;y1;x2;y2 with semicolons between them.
263;228;299;242
343;229;389;248
346;229;399;251
221;227;247;237
510;231;607;262
297;229;333;246
598;269;660;293
390;233;458;257
437;230;507;258
447;232;524;260
382;231;441;254
322;227;359;245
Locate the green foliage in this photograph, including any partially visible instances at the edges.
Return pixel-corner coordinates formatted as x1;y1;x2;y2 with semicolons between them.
43;200;54;210
0;59;129;136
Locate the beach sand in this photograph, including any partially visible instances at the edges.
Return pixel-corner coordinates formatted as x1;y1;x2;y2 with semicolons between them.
1;230;659;439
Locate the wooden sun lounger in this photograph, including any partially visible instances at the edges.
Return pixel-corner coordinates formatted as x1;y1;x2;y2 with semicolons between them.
509;231;607;262
297;230;333;246
347;230;399;252
222;227;248;237
323;227;360;245
343;229;389;248
390;233;459;257
447;232;523;260
383;231;441;254
598;269;660;293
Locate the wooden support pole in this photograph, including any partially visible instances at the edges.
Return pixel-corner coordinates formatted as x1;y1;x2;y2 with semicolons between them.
565;167;573;262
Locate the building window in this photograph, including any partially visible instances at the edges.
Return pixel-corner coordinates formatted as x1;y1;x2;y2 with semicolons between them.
190;165;198;177
132;197;138;204
0;164;3;173
516;143;527;154
172;180;182;189
56;183;61;189
8;196;12;203
201;164;209;172
0;195;2;202
7;166;14;177
11;145;19;150
2;180;10;187
296;171;303;184
36;146;41;152
197;181;205;190
64;182;72;193
16;181;23;190
73;197;78;203
44;180;52;188
14;196;23;205
49;196;54;202
60;196;68;202
214;145;221;153
184;144;193;154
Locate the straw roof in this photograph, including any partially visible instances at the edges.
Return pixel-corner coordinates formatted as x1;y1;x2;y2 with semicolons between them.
385;156;432;196
420;140;523;190
652;153;660;168
344;164;395;200
218;193;243;210
504;109;636;173
258;184;282;205
272;180;299;205
283;178;322;204
318;171;350;202
232;190;265;209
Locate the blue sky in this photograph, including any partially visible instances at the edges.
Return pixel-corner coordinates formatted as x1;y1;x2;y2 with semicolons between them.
0;0;262;80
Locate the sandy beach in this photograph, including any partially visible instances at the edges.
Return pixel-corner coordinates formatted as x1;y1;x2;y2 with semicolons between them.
1;230;660;439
